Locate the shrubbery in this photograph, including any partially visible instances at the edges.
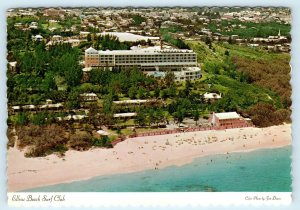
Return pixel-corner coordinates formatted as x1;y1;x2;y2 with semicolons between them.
14;124;113;157
246;103;291;127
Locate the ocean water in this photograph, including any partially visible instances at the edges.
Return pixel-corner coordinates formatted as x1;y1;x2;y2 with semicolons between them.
25;146;291;192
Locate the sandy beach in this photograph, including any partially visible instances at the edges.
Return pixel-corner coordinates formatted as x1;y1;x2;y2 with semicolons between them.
7;124;291;192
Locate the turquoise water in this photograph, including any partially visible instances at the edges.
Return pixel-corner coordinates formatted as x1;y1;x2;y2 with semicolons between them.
25;146;291;192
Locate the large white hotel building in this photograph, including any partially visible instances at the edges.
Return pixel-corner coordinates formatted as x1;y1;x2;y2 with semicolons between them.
84;46;201;81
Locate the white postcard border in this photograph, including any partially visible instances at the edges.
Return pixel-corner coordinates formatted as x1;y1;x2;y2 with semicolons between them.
7;192;292;207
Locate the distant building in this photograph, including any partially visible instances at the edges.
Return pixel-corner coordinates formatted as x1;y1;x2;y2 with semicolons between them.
203;92;222;103
208;112;250;128
174;67;201;81
113;112;137;118
80;93;98;101
51;35;63;42
43;8;65;18
64;39;80;47
29;22;38;29
32;35;43;42
147;67;201;82
96;32;159;43
79;31;90;39
8;61;17;72
84;46;199;73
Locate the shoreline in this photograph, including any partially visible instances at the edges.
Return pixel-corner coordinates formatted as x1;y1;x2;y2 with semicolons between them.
8;124;291;192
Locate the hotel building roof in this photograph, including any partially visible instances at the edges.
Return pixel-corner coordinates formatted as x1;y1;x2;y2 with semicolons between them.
214;112;240;120
85;46;194;55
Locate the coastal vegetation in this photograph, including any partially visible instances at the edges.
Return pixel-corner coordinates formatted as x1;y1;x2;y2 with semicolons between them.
186;40;291;126
15;124;113;157
7;11;291;157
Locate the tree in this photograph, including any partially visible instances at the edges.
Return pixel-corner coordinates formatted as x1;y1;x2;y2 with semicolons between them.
224;50;230;56
69;132;92;151
66;89;80;109
87;103;101;129
246;103;283;127
192;110;200;125
155;109;164;126
164;71;175;88
168;85;177;98
128;86;137;99
135;109;148;126
103;93;114;114
41;72;57;92
160;89;168;99
173;110;185;125
205;36;211;46
15;112;29;126
148;109;156;126
154;88;160;98
137;87;147;99
183;80;192;97
32;112;47;126
62;53;82;87
87;33;92;42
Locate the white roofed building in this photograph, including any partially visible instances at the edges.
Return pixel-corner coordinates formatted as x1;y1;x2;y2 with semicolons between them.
208;112;251;128
203;92;222;103
113;112;137;118
32;35;43;42
80;93;98;101
84;46;200;74
97;32;159;42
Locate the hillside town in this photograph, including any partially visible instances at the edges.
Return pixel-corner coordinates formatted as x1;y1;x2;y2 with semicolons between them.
8;7;291;52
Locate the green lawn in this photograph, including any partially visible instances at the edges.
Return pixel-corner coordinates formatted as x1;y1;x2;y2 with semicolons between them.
41;22;62;30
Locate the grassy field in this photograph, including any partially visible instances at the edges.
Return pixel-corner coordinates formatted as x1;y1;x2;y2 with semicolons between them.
41;22;62;30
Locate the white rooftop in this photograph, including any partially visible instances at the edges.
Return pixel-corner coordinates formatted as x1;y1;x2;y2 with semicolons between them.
33;35;43;39
39;103;63;109
214;112;240;120
9;61;17;67
113;112;137;118
204;92;222;99
80;31;90;34
113;99;148;104
97;32;159;42
87;46;194;55
82;67;92;72
80;93;97;97
85;47;98;53
97;130;109;135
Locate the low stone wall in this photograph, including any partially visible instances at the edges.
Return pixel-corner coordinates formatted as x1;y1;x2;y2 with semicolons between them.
128;124;253;139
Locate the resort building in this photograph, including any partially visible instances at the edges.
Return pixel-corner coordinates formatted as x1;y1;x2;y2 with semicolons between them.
203;92;222;103
208;112;251;128
84;46;198;72
113;112;137;119
173;67;201;81
113;99;163;109
147;67;201;81
10;101;63;113
80;93;98;101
